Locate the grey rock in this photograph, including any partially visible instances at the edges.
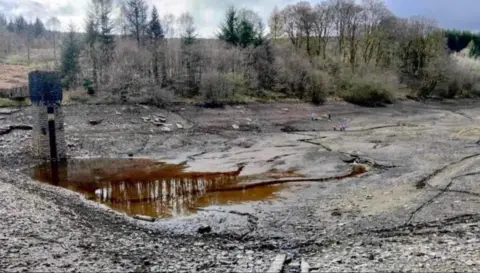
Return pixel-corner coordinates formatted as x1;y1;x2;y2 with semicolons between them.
197;225;212;234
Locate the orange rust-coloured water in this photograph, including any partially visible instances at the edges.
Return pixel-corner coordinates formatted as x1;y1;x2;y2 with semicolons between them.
30;158;286;218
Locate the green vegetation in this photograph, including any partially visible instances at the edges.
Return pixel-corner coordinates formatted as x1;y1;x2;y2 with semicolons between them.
0;98;31;108
217;7;265;48
340;81;393;107
60;24;81;89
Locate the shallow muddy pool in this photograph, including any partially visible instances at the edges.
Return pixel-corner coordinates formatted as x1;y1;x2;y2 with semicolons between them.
28;158;289;218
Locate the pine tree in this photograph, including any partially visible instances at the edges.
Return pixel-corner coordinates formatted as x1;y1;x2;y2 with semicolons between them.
85;16;98;94
92;0;115;83
125;0;148;47
180;13;197;46
148;6;165;85
237;19;255;48
15;16;28;33
6;21;15;32
218;7;264;48
61;24;81;89
0;13;6;31
179;12;200;96
218;7;239;46
33;18;45;38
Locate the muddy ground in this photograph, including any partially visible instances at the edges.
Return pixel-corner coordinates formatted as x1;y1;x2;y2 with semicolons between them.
1;100;480;272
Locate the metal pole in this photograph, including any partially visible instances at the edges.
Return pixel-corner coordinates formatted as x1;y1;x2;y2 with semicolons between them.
47;106;59;185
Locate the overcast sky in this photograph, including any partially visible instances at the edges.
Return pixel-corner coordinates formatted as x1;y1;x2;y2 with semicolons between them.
0;0;478;36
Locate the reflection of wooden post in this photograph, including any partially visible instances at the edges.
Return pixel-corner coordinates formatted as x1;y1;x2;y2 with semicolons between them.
47;106;59;185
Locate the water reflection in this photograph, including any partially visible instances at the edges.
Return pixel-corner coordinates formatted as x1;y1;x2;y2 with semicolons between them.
29;158;285;218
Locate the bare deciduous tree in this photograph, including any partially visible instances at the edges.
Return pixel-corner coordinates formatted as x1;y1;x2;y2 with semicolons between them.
313;2;334;58
47;16;61;67
268;6;283;40
125;0;148;47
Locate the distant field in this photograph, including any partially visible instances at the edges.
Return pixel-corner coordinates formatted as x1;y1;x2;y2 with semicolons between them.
0;64;31;89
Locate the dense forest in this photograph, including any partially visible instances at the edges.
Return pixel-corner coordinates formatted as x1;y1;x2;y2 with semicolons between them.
1;0;480;106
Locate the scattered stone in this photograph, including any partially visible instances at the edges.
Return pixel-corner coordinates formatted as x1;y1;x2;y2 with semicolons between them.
465;260;475;266
267;254;286;273
282;108;289;112
289;261;300;268
133;215;156;222
341;155;356;163
301;258;310;273
197;225;212;234
331;209;342;217
88;119;103;125
0;108;20;115
160;126;171;132
193;242;205;247
232;124;240;130
350;151;361;158
115;111;122;115
176;123;184;129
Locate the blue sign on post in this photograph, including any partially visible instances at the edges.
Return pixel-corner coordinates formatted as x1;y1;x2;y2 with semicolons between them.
29;71;63;106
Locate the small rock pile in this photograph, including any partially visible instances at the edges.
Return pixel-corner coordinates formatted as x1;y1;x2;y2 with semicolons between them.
141;113;184;133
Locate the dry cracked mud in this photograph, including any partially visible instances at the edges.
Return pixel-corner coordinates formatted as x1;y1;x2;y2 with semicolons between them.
1;99;480;272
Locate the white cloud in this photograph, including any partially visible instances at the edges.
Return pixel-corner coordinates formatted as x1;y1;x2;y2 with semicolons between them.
2;0;480;36
1;0;292;36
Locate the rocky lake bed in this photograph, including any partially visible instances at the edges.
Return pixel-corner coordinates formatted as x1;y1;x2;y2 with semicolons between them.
1;100;480;272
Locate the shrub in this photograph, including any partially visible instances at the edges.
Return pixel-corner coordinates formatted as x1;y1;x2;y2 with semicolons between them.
131;86;174;107
341;79;394;107
64;89;89;104
307;70;330;105
199;71;248;106
273;44;312;98
83;79;94;95
425;54;480;98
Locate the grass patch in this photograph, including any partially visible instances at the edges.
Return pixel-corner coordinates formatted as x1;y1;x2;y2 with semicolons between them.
62;89;91;105
0;98;31;108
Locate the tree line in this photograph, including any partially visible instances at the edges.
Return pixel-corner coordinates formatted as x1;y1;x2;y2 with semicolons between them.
445;30;480;57
0;13;62;65
1;0;479;105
